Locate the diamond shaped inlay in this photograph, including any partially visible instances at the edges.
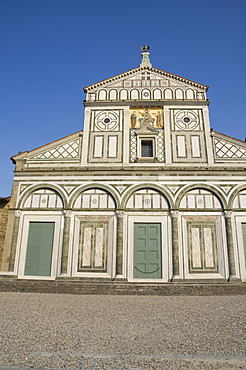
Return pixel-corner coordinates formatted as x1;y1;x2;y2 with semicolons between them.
214;138;246;159
30;138;80;160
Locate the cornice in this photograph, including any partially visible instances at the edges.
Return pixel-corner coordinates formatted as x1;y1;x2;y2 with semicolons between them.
83;100;210;107
13;166;246;176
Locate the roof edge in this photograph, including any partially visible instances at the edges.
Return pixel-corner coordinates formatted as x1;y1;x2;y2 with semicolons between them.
84;66;209;92
11;130;83;163
211;130;246;145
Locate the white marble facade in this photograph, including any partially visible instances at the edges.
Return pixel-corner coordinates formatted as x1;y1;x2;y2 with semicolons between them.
1;49;246;282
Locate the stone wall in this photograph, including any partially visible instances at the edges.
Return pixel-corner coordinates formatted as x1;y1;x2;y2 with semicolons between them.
0;197;11;267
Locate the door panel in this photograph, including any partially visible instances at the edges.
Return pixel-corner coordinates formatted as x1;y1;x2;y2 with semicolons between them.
24;222;55;276
134;223;162;279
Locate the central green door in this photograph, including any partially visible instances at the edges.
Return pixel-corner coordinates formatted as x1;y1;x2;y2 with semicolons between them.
24;222;55;276
134;223;162;279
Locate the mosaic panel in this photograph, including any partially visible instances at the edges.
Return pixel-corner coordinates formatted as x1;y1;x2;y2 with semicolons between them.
130;107;163;129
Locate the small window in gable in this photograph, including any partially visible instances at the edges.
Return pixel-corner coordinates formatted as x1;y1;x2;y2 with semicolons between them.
141;140;154;157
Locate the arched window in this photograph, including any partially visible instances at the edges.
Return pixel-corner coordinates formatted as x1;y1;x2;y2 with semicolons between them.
180;188;222;210
126;188;169;209
74;188;116;209
232;189;246;209
23;188;63;209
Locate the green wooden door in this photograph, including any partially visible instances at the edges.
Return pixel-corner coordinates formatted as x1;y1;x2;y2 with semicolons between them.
24;222;55;276
134;223;162;279
242;223;246;267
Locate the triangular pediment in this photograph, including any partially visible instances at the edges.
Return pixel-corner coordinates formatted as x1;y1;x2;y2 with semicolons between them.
135;126;159;135
212;131;246;161
11;131;83;163
84;66;208;92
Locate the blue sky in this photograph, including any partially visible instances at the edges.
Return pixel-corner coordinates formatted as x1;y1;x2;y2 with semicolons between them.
1;0;245;196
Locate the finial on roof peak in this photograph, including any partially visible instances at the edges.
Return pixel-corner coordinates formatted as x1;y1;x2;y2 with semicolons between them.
140;44;150;52
140;44;152;68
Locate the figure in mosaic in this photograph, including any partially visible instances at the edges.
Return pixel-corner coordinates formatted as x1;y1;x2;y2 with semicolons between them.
130;111;137;128
155;111;163;128
138;108;155;127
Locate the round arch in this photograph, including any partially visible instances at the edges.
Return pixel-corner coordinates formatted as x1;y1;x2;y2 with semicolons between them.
176;183;227;210
228;184;246;209
68;183;119;209
121;183;174;209
18;184;67;209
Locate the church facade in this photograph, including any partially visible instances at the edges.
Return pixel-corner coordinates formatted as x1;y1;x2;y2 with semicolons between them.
1;48;246;283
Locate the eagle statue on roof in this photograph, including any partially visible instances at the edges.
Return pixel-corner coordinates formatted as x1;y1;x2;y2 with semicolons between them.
140;45;150;52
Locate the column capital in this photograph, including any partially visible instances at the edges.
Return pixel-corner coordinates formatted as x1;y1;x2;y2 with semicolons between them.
224;211;233;218
115;210;125;218
169;210;179;218
63;210;72;218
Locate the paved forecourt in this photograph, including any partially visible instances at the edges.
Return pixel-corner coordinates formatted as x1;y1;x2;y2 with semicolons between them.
0;292;245;369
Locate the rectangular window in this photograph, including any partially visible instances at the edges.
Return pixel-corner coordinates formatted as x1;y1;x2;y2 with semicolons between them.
141;140;153;157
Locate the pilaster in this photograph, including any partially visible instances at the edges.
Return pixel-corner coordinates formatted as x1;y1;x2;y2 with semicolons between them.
1;210;18;272
60;211;71;274
170;210;179;277
203;105;214;165
224;211;236;276
81;108;90;165
164;106;171;165
123;107;130;165
115;211;124;275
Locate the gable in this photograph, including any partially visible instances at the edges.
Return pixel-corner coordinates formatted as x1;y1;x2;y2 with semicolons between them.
212;131;246;161
85;67;208;103
12;131;83;166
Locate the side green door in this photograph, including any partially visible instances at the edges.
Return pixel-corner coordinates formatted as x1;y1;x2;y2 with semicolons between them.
242;223;246;267
134;223;162;279
24;222;55;276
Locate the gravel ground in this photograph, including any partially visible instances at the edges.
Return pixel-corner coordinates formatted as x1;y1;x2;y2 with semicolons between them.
0;292;245;369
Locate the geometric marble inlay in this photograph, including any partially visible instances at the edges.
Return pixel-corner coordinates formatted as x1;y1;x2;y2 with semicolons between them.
30;138;80;159
214;138;246;159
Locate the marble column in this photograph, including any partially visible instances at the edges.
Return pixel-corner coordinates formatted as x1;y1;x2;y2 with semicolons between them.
115;211;124;275
170;210;179;277
60;210;71;275
8;210;21;272
224;211;236;276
